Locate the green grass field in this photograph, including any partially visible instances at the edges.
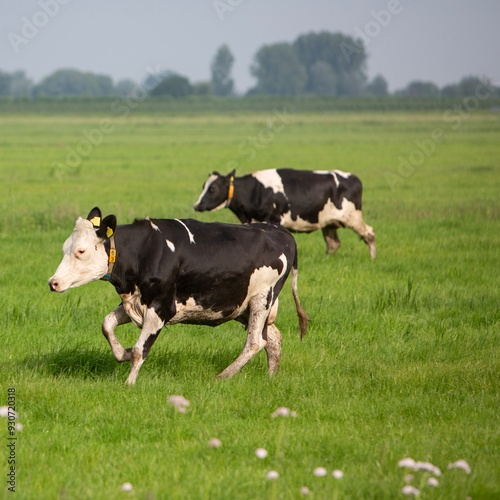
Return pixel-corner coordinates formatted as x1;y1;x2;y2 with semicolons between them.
1;108;499;499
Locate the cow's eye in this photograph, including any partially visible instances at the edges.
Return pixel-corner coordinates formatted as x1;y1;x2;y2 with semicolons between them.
77;249;86;256
209;186;216;194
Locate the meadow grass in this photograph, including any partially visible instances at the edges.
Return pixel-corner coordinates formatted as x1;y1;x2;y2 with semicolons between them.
0;110;499;499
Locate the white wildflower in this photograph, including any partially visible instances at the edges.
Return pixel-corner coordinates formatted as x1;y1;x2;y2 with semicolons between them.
266;470;279;480
15;423;23;431
271;407;290;418
313;467;327;477
398;457;416;468
168;395;190;407
119;482;133;491
404;474;415;483
427;477;439;487
209;438;221;448
300;486;310;495
168;395;190;412
414;461;441;476
448;459;471;474
401;485;420;496
255;448;268;459
0;406;17;419
332;469;344;479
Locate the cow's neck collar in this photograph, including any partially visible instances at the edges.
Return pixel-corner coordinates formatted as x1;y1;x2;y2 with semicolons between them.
101;235;116;282
225;175;235;208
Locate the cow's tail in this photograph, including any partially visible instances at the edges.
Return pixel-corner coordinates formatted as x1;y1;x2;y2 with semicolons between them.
291;253;310;340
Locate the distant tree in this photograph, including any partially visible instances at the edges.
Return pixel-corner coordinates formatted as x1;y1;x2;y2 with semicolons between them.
95;74;114;96
211;44;234;96
441;83;460;98
192;81;213;95
457;76;491;96
143;70;176;93
293;31;368;96
401;80;440;97
441;76;497;98
309;61;337;95
115;79;137;96
366;75;389;96
150;75;193;97
32;69;114;96
10;70;33;96
0;71;13;96
250;43;307;95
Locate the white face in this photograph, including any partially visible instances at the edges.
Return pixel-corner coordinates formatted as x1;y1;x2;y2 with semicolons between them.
194;174;218;207
48;218;108;292
193;174;228;212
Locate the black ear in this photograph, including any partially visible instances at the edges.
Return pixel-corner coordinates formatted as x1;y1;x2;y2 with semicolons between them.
212;171;220;176
87;207;102;228
228;169;236;178
96;215;117;239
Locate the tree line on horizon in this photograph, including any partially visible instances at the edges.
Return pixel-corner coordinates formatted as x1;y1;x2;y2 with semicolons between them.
0;31;497;100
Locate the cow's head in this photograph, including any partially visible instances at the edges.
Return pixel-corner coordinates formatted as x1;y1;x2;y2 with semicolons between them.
194;170;235;212
48;207;116;293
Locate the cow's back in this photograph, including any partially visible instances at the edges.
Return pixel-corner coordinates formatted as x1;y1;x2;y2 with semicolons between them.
277;168;362;210
264;169;360;232
147;219;296;323
152;219;295;272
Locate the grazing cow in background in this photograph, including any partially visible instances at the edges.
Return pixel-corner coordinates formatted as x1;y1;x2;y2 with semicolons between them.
194;168;376;259
48;207;308;385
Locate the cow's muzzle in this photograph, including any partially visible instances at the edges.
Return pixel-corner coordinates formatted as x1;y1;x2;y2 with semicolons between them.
48;278;60;292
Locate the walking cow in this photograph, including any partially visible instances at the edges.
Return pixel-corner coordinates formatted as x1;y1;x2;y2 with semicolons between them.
48;208;308;385
194;168;376;259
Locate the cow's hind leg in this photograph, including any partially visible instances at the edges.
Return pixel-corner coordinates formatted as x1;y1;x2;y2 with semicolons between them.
264;298;282;374
217;294;270;379
322;225;341;255
265;325;282;374
102;305;133;362
125;308;164;385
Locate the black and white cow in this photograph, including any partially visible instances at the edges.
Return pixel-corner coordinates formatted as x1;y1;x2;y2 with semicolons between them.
48;208;308;385
194;169;376;259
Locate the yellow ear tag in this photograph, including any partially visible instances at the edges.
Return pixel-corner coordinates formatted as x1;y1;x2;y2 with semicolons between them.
109;249;116;263
90;216;101;227
106;227;114;238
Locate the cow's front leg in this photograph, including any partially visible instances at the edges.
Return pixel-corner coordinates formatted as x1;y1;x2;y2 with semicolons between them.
125;307;165;385
342;209;376;260
102;305;133;362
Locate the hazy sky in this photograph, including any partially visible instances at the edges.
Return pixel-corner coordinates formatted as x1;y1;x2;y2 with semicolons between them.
1;0;499;93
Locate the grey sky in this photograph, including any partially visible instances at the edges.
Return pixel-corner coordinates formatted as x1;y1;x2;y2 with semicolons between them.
1;0;499;93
